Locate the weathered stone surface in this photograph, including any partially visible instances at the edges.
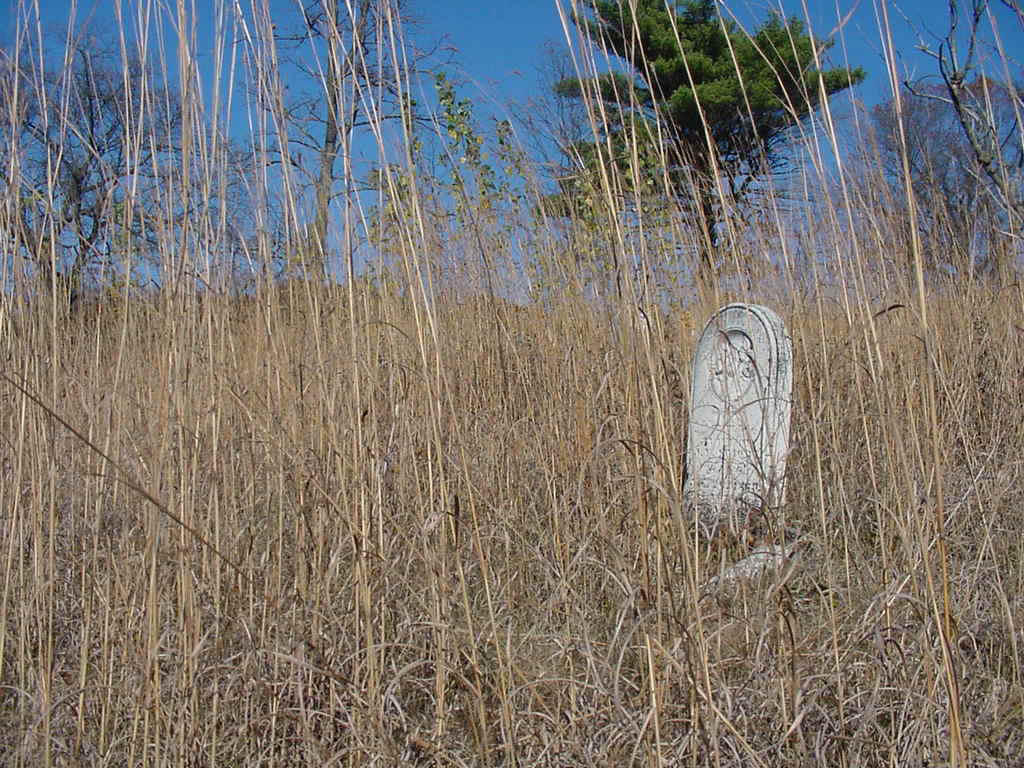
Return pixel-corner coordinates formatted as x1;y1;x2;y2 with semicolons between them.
702;536;809;591
685;303;793;537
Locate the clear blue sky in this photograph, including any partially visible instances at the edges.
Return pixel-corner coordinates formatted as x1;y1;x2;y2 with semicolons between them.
415;0;1023;115
4;0;1022;174
6;1;1021;118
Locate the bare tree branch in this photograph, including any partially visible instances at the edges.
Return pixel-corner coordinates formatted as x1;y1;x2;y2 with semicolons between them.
910;0;1022;243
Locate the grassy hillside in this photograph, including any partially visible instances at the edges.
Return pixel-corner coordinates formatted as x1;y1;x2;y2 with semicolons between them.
2;278;1023;765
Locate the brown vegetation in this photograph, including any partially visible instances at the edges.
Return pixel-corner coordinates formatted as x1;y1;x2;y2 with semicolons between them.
1;1;1022;765
2;278;1023;765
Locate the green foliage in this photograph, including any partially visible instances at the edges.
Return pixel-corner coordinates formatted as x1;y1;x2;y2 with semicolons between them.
367;74;535;292
555;0;865;240
435;73;528;223
436;72;495;220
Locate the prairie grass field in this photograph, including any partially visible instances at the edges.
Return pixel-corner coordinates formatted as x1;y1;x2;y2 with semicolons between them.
1;0;1024;765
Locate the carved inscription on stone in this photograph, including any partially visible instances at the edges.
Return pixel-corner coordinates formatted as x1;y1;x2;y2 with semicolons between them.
685;304;793;536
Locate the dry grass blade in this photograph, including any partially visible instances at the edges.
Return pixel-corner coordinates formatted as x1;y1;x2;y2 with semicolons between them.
0;370;248;580
0;0;1021;765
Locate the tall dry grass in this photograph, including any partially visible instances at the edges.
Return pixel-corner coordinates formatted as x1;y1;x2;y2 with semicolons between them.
1;0;1023;766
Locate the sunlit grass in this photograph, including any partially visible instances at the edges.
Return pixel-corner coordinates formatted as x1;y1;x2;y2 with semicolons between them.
0;0;1022;766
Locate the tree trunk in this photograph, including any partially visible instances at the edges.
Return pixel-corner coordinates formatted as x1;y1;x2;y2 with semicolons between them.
311;50;341;281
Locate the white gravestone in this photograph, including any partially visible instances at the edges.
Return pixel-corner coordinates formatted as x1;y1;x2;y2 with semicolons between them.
685;304;793;537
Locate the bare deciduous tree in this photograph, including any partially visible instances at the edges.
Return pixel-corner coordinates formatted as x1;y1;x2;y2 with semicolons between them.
865;77;1021;274
910;0;1024;274
0;37;184;301
0;30;263;304
261;0;442;280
